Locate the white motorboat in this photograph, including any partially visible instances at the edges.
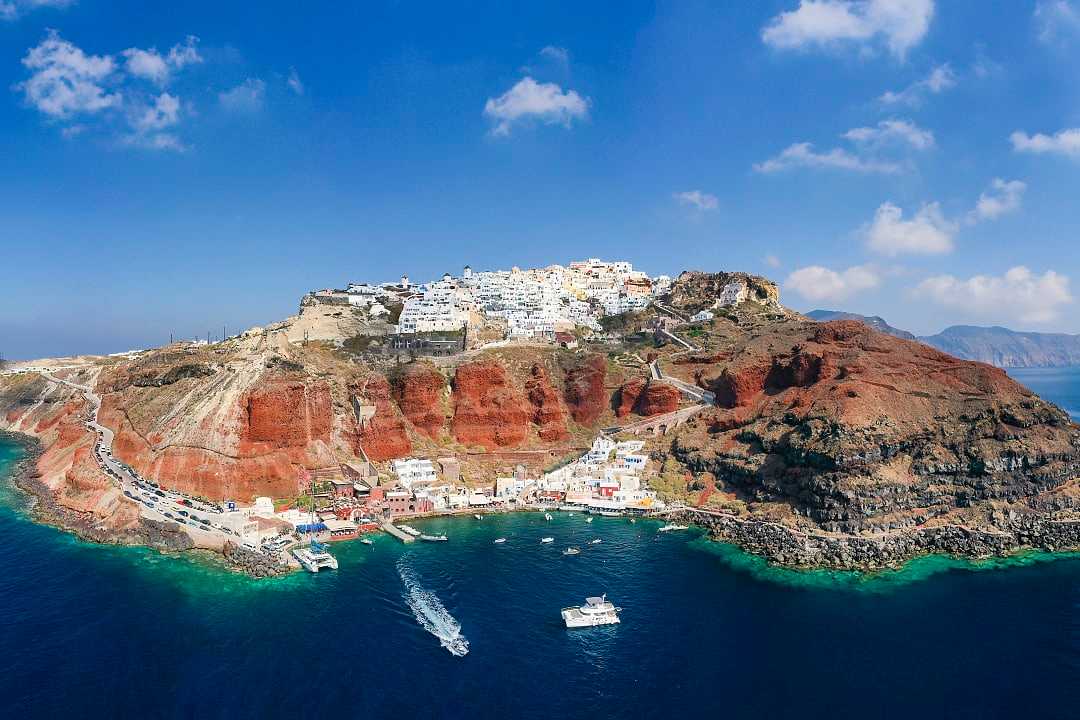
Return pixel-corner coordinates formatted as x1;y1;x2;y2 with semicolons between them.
493;537;507;544
420;534;448;542
657;524;689;533
562;547;580;556
561;594;621;628
359;537;374;545
398;525;422;537
545;513;553;521
585;517;593;523
540;537;554;544
590;538;602;544
474;514;483;520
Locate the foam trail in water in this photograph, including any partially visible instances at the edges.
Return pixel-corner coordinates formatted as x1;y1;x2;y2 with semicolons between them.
397;558;469;657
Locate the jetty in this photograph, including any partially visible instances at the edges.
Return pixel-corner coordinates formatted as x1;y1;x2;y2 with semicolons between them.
381;520;415;543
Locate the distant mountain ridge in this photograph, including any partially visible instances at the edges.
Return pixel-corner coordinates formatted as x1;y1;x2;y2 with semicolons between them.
805;310;916;340
807;310;1080;368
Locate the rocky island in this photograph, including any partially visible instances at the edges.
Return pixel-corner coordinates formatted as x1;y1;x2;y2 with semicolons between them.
2;263;1078;573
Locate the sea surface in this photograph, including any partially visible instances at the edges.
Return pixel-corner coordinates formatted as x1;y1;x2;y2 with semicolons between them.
1;369;1080;719
1010;366;1080;421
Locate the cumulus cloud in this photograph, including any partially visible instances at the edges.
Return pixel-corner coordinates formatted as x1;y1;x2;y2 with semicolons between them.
17;30;120;119
785;264;881;301
122;36;202;85
539;45;570;66
286;67;304;95
843;118;935;150
754;141;901;174
864;201;956;256
1010;128;1080;158
673;190;719;211
878;63;956;106
967;178;1026;223
1035;1;1080;45
761;0;935;58
913;267;1073;324
483;76;588;136
218;78;266;113
0;0;74;22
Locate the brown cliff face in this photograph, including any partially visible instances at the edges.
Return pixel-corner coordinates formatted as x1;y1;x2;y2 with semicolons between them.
673;318;1080;535
392;363;445;440
354;373;412;461
635;381;681;416
524;363;568;441
614;379;646;418
563;354;607;425
242;380;332;449
451;359;530;449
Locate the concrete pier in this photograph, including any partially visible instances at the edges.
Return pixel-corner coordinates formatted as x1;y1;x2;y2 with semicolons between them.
381;521;415;543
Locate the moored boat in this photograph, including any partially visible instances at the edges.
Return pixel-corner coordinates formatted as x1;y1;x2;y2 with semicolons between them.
657;523;688;533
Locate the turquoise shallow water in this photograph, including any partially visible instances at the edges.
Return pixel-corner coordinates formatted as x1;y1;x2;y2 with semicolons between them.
1;438;1079;719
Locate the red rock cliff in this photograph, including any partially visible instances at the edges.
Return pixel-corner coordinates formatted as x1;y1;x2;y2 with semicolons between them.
525;363;568;441
393;363;445;440
563;354;607;425
451;359;530;449
354;374;412;461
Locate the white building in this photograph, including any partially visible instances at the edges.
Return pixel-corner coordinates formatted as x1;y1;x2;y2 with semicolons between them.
691;310;714;323
393;458;438;490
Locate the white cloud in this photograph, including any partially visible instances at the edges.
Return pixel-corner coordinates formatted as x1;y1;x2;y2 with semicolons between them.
785;264;881;301
539;45;570;66
761;0;935;58
17;30;120;119
122;36;202;84
1011;128;1080;158
287;67;304;95
483;76;588;136
765;254;782;268
967;178;1026;223
1035;1;1080;45
843;118;934;149
673;190;719;211
878;63;955;106
219;78;266;113
129;92;180;133
913;267;1073;324
1;0;74;21
864;201;956;256
754;142;900;173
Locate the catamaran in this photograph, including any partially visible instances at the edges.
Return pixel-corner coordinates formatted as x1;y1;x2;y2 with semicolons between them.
561;594;621;628
291;474;338;573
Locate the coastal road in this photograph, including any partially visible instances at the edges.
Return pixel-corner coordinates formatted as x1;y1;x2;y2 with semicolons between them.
41;372;238;549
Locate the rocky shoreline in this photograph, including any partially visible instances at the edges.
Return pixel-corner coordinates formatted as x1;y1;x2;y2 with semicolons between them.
673;507;1080;571
0;430;293;576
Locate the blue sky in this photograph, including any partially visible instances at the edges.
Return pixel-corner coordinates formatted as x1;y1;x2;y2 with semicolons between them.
2;0;1079;358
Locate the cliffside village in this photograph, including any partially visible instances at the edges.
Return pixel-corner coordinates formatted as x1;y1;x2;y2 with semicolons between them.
220;436;665;549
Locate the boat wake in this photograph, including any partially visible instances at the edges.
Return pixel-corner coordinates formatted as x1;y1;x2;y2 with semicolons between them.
397;559;469;657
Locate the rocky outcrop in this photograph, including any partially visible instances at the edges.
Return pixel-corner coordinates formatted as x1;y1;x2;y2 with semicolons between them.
392;363;445;440
635;381;681;416
614;379;646;418
451;359;530;449
354;374;412;461
666;270;781;313
563;354;607;425
524;363;568;441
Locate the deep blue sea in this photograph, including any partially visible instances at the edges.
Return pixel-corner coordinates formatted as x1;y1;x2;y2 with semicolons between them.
1010;366;1080;421
1;366;1079;719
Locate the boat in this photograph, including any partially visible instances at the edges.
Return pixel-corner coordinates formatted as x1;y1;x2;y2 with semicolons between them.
598;510;621;517
293;472;338;573
561;594;621;628
493;538;507;544
590;538;602;544
398;525;422;537
359;537;374;545
420;534;448;542
544;513;553;521
540;537;554;544
292;545;339;572
629;518;636;524
585;517;593;524
474;514;482;520
657;523;688;533
562;547;580;556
